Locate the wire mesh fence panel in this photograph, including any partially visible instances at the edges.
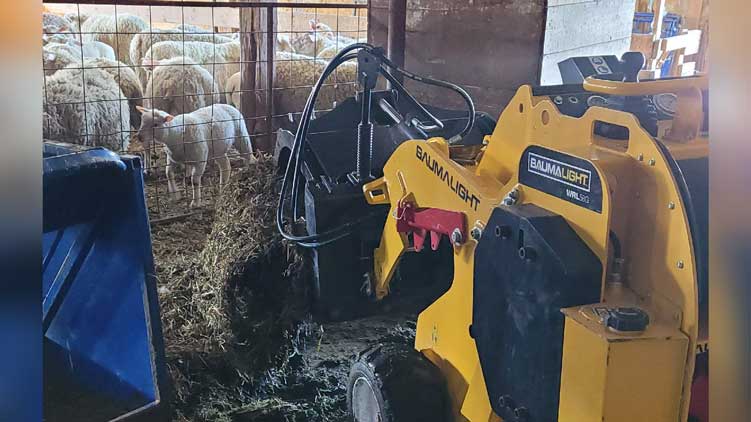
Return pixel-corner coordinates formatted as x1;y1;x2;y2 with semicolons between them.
42;0;367;219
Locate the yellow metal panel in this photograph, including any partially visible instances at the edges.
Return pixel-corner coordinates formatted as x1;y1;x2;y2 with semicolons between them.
558;318;608;422
559;307;688;422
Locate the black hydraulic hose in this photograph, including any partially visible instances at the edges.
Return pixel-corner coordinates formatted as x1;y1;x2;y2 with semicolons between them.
278;45;372;247
277;43;478;248
288;50;361;229
379;68;444;132
379;55;476;143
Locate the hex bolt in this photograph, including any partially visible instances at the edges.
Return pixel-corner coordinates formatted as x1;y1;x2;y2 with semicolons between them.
668;202;675;209
451;228;463;246
514;406;530;421
470;226;482;241
495;225;511;238
677;260;684;269
498;395;514;410
637;153;644;161
518;246;536;261
648;158;656;166
508;189;519;200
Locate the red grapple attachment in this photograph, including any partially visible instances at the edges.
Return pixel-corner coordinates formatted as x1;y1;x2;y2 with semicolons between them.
395;201;467;252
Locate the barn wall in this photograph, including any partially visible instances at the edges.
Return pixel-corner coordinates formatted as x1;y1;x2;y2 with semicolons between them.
540;0;636;85
369;0;546;118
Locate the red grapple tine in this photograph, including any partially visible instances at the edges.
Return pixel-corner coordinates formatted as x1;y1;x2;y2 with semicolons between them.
430;231;442;250
413;228;427;252
395;202;466;251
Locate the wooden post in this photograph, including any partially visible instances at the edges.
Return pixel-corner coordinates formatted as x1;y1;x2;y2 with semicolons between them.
696;0;709;72
238;1;276;153
239;5;258;142
387;0;407;85
265;6;276;151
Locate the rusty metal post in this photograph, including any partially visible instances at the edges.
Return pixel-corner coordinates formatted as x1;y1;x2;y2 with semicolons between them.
265;5;275;151
387;0;407;84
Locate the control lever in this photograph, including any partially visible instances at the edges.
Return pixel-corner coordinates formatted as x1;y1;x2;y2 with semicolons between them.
620;52;645;82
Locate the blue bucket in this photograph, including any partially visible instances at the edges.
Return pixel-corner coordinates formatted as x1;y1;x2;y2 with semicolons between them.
43;142;169;421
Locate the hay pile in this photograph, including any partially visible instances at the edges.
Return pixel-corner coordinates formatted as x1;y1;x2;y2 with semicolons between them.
154;154;313;421
150;154;423;422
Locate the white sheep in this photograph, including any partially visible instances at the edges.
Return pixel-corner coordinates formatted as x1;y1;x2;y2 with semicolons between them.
231;52;356;135
42;32;78;46
43;13;76;35
82;57;144;129
64;11;91;32
43;39;115;65
43;66;130;151
277;34;295;53
136;104;254;207
175;23;210;34
81;13;149;65
292;19;356;58
142;40;240;103
130;29;234;88
225;71;243;110
274;52;357;113
291;32;331;58
80;40;117;60
143;56;220;116
42;43;81;76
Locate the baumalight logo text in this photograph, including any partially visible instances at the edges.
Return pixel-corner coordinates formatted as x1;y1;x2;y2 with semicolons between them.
528;152;591;191
416;145;480;211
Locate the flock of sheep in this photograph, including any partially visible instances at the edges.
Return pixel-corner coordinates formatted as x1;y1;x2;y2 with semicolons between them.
41;10;362;207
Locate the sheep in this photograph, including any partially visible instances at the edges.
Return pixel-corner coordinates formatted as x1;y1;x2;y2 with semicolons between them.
292;19;356;58
81;57;144;129
80;41;117;60
317;44;341;60
224;51;314;111
43;65;130;151
42;43;81;76
43;13;76;35
143;56;220;116
274;52;357;113
42;33;74;45
81;13;149;65
231;52;357;135
225;71;243;110
136;104;254;207
64;11;91;32
175;23;210;33
291;32;332;58
277;34;295;53
142;40;240;102
44;39;115;65
129;29;234;88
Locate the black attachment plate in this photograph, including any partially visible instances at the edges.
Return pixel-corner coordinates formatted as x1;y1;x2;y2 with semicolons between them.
473;204;602;422
303;92;496;181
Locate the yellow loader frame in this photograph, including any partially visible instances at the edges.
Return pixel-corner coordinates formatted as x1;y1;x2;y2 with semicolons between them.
363;76;708;422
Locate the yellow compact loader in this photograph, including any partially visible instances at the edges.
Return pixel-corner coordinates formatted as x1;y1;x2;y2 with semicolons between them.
276;46;708;422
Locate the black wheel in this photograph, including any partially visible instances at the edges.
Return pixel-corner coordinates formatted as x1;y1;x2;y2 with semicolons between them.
347;343;448;422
